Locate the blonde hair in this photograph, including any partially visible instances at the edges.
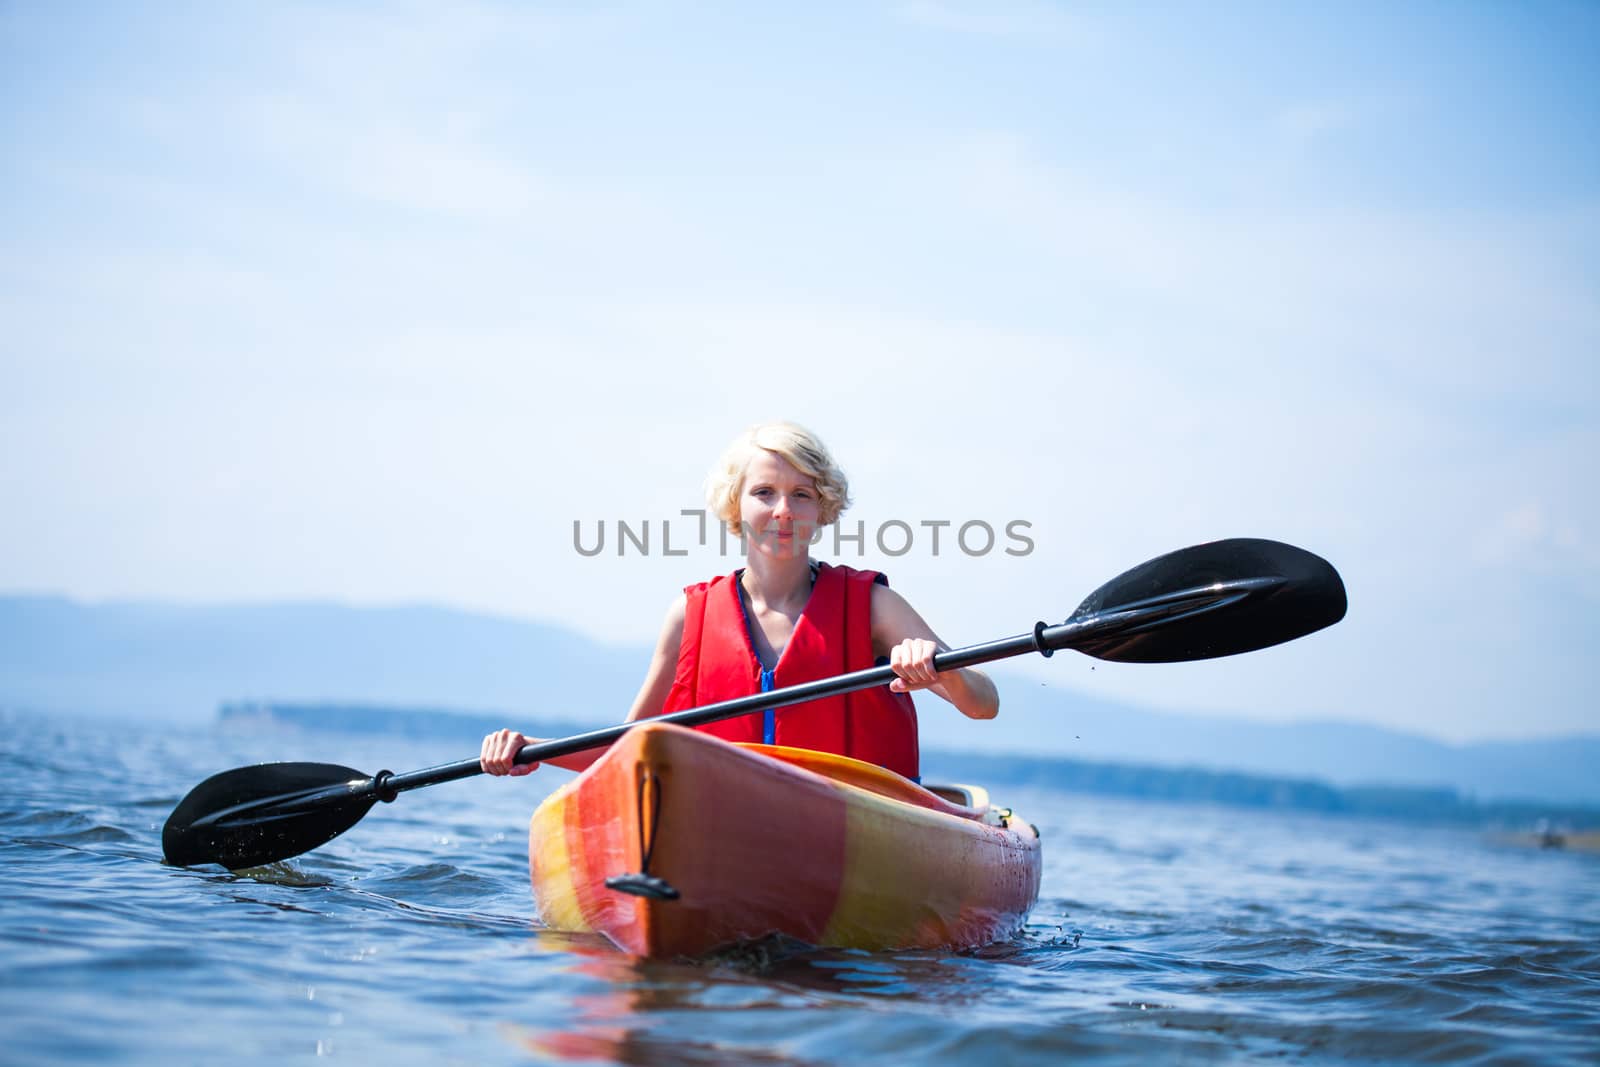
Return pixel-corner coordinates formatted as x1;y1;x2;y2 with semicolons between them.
705;421;851;528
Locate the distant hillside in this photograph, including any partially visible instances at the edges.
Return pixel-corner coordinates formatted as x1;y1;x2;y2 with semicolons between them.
920;748;1600;832
923;685;1600;806
4;594;1596;805
217;700;602;743
0;594;649;726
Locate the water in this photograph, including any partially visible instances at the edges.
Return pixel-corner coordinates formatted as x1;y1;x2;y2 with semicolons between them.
2;710;1596;1065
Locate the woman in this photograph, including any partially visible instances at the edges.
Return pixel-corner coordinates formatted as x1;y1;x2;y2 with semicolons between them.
481;421;998;780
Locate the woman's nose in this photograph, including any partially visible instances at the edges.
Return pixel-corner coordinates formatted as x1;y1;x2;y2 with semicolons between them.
772;494;793;518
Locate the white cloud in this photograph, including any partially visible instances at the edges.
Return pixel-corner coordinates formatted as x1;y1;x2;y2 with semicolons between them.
1465;433;1598;590
1275;99;1360;144
891;0;1089;39
247;97;546;222
1268;89;1418;147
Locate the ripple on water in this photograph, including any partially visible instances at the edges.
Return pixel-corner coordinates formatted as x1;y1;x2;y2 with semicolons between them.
357;861;505;901
1;715;1598;1066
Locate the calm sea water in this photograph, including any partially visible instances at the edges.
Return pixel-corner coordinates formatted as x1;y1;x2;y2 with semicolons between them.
2;709;1596;1066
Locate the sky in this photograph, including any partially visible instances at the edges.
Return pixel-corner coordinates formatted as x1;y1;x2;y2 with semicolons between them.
2;1;1595;743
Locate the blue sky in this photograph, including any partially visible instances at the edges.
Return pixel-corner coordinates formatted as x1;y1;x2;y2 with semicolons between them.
2;2;1595;742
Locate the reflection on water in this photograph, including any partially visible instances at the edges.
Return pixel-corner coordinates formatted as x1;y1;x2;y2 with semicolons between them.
1;711;1597;1066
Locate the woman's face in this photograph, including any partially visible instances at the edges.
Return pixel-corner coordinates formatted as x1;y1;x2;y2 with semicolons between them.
739;450;820;560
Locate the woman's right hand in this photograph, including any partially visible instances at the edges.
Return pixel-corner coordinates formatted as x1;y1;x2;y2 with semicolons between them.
481;729;541;777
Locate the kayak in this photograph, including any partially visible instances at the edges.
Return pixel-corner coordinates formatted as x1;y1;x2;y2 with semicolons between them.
528;721;1042;957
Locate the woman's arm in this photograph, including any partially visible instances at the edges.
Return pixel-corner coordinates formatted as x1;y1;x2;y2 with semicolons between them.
624;592;688;722
480;594;689;776
870;583;999;720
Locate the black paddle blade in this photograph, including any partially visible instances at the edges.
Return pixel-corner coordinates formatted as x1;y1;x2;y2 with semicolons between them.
162;762;380;870
1067;538;1346;663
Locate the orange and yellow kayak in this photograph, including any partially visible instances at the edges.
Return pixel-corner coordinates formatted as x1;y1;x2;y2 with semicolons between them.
528;722;1042;957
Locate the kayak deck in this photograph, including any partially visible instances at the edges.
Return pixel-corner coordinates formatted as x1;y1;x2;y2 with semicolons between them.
529;722;1041;957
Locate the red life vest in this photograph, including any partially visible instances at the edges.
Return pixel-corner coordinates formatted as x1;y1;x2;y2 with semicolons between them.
659;562;920;780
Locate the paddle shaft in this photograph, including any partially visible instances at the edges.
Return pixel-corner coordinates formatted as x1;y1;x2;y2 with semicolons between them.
374;575;1281;797
377;631;1044;795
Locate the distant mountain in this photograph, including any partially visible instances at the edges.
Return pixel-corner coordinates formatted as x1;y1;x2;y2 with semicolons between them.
918;685;1600;806
0;594;648;727
3;594;1595;805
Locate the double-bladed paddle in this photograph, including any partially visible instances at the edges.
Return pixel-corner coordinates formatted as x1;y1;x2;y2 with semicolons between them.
163;537;1346;870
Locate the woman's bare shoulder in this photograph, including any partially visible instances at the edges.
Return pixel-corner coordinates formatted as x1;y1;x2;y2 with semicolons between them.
662;590;688;630
870;580;939;647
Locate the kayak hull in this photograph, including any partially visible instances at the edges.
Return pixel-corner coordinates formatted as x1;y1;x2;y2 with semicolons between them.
528;722;1041;957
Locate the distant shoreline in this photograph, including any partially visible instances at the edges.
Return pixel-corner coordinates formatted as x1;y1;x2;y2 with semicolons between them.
8;594;1595;805
218;701;1600;835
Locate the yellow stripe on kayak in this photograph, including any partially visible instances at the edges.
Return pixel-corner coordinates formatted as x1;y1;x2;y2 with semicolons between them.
820;786;1033;949
529;787;591;934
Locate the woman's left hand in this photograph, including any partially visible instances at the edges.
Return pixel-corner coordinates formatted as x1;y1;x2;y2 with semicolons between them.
888;637;942;693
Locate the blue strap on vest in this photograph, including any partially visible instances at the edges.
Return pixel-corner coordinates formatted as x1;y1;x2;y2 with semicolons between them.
760;668;776;744
733;576;781;745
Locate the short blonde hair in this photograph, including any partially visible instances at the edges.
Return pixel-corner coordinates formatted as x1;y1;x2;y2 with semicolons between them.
705;421;851;528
